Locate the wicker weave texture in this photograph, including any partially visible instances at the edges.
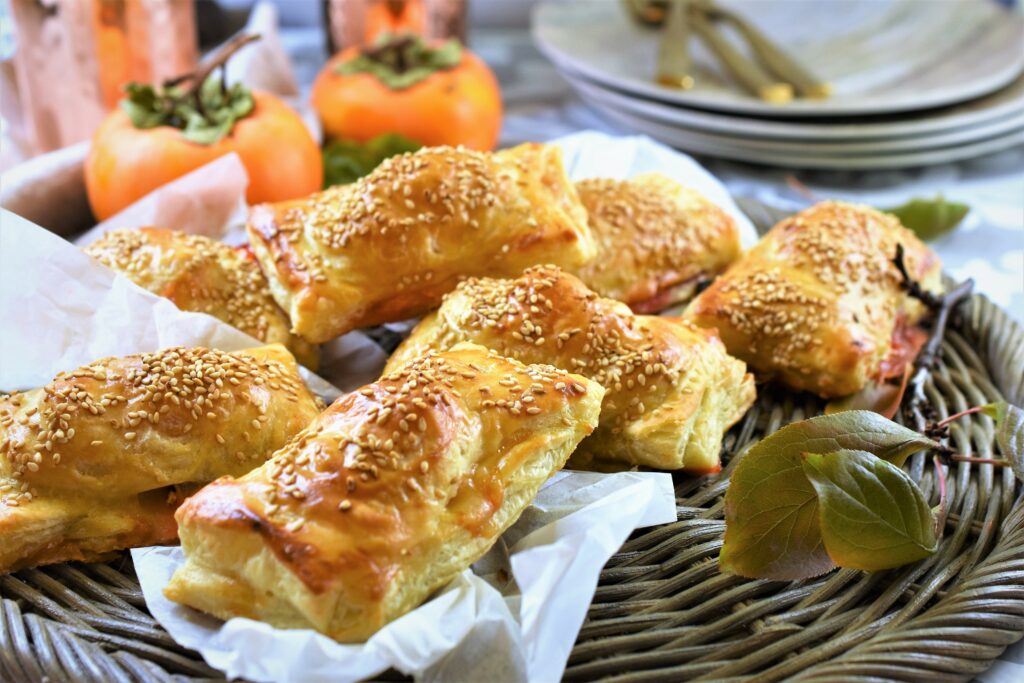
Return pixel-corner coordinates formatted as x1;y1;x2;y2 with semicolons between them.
1;292;1022;683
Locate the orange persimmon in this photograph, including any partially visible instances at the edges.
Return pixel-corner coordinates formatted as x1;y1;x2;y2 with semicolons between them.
312;34;502;151
85;92;321;221
85;35;322;222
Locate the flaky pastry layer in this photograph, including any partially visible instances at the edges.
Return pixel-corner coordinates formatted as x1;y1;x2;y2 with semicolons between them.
0;344;320;572
574;174;740;311
165;343;603;642
386;266;755;471
685;201;942;397
247;143;594;343
86;228;318;369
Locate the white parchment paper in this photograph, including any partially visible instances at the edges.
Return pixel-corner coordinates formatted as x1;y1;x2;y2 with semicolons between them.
0;210;383;397
0;128;743;682
74;153;251;247
133;470;676;683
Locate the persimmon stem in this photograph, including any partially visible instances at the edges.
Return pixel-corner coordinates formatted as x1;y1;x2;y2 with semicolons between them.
362;34;419;73
935;406;985;429
164;32;261;121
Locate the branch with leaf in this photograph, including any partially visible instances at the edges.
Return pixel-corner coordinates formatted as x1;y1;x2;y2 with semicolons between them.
720;404;1023;580
720;249;1022;580
121;33;261;145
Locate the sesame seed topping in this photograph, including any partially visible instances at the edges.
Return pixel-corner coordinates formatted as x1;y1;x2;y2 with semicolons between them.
0;346;308;486
84;229;309;360
573;175;737;303
257;348;585;530
688;201;924;376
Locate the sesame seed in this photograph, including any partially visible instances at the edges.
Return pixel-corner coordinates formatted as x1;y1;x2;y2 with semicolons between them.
84;229;307;356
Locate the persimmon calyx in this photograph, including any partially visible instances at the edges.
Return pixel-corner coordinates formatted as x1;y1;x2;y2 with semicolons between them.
335;33;462;90
120;33;259;145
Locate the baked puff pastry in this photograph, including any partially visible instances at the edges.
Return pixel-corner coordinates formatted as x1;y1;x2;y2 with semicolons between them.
574;174;740;312
0;344;321;572
85;228;319;370
685;201;942;398
247;143;595;343
385;266;755;472
164;343;603;641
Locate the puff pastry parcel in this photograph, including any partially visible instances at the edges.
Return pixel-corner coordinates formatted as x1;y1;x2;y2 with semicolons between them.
165;343;603;641
686;201;942;398
0;344;321;572
86;228;319;369
247;143;595;343
386;266;755;472
574;174;740;312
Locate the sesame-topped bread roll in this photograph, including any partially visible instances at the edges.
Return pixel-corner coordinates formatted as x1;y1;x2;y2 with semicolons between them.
0;344;321;573
247;143;594;343
85;228;319;369
385;266;755;472
164;343;603;641
685;201;942;398
574;174;740;312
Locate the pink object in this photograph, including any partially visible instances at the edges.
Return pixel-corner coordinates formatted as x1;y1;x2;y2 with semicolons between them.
7;0;197;155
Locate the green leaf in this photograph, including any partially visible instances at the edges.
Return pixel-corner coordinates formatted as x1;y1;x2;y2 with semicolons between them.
226;83;255;118
335;34;463;90
182;117;234;145
980;402;1024;482
118;75;254;145
802;450;937;571
720;411;938;580
322;134;422;188
120;83;169;129
883;195;969;242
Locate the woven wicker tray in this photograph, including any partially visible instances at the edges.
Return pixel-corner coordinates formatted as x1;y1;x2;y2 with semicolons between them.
2;290;1022;683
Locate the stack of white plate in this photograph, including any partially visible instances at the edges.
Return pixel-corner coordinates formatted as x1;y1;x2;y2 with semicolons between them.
533;0;1024;169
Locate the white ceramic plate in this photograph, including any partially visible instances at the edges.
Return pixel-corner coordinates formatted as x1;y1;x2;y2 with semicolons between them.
533;0;1024;118
560;62;1024;142
571;76;1024;153
590;104;1024;169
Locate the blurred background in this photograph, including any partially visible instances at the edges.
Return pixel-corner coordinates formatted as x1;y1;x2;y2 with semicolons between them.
0;0;1022;319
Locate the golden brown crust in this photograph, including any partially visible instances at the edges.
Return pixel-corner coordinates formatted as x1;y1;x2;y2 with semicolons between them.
385;266;756;472
165;344;603;641
685;201;943;398
0;345;321;573
574;174;740;310
85;228;319;369
247;143;595;343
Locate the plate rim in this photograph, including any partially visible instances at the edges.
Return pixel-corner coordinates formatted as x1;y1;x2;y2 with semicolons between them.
572;77;1024;153
592;104;1024;170
558;59;1024;142
533;0;1024;118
